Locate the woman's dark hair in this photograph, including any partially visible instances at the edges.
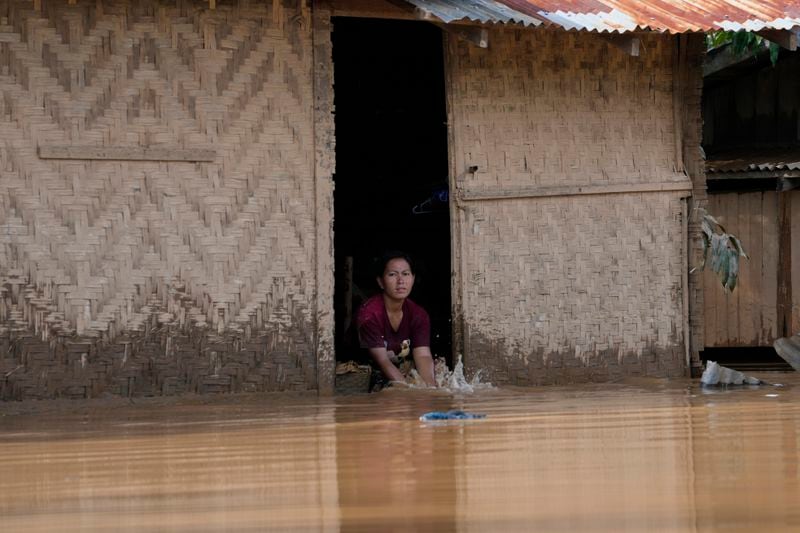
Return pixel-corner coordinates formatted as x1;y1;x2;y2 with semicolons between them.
374;250;415;278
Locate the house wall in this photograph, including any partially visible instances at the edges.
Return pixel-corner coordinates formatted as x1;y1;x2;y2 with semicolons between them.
703;191;780;347
447;29;701;383
0;0;325;399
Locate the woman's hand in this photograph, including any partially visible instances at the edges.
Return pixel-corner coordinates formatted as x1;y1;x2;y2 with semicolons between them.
368;347;406;383
412;347;436;387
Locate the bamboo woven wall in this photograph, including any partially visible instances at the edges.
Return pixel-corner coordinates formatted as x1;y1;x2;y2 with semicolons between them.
449;30;692;383
0;0;321;399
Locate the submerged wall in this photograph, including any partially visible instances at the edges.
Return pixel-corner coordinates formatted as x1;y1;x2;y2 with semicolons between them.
0;0;323;399
448;29;700;383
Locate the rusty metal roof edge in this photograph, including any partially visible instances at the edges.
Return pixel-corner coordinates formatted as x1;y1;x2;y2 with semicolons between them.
403;1;800;34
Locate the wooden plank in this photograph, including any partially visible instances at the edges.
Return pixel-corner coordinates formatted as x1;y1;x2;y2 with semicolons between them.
746;193;763;345
38;145;216;162
682;198;691;368
445;30;466;361
460;180;693;201
737;192;752;345
707;171;800;181
331;0;417;20
777;191;793;338
792;191;800;335
704;194;722;346
756;29;798;51
723;193;737;345
762;192;780;343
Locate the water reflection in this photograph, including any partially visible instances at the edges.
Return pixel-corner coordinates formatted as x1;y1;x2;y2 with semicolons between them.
1;376;799;531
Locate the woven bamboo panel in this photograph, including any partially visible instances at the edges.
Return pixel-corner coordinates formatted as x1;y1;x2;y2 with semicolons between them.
0;0;319;399
449;29;688;383
451;30;681;194
461;194;686;384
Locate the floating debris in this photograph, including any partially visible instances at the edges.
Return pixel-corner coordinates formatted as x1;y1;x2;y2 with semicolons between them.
419;410;486;422
701;360;761;386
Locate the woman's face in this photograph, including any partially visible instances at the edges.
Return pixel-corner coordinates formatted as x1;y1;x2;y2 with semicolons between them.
378;258;415;301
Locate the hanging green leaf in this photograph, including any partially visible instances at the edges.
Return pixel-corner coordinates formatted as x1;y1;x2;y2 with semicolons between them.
693;208;749;293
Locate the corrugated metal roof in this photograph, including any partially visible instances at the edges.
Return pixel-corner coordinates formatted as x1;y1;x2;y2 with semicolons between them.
706;147;800;174
409;0;544;26
405;0;800;33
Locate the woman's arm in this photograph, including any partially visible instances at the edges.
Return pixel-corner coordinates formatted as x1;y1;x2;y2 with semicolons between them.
412;347;436;387
367;347;406;383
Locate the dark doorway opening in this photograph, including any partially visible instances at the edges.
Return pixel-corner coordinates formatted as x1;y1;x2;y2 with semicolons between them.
700;347;793;372
331;18;451;364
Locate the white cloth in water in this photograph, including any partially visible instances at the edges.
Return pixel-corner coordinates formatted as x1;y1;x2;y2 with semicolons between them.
701;360;761;386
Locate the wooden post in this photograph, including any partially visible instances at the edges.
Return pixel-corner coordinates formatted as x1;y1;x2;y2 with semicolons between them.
672;34;686;174
312;0;336;395
443;29;466;363
777;191;793;337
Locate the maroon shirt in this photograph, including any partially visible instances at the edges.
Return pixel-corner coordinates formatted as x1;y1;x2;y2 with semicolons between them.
356;294;431;355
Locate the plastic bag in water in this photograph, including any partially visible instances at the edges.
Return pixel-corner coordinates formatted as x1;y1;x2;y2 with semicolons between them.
701;360;761;386
419;410;486;421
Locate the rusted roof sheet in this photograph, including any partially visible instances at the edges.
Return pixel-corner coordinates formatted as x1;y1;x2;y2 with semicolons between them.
405;0;800;33
706;147;800;174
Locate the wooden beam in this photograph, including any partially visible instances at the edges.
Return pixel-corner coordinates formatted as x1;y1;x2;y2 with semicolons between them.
38;145;216;162
779;177;800;191
437;23;488;48
756;28;798;51
312;0;337;395
703;44;762;76
459;179;693;201
600;34;640;56
707;170;800;181
331;0;417;20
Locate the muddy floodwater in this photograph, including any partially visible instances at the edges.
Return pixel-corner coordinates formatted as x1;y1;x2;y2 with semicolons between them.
2;375;800;532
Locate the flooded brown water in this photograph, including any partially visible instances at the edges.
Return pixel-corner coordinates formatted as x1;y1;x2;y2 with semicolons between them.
2;375;800;532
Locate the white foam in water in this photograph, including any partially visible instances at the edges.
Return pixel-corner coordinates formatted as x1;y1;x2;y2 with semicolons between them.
406;354;493;392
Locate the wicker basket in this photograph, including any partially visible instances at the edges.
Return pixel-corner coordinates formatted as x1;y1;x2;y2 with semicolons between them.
335;363;372;394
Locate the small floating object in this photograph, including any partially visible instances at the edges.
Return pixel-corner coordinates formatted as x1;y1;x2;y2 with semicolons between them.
701;361;761;386
419;410;486;421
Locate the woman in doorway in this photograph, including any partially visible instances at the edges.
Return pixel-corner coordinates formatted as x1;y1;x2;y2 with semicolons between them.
356;251;437;388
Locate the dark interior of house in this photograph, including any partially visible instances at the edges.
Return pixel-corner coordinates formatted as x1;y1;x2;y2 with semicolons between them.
331;17;452;364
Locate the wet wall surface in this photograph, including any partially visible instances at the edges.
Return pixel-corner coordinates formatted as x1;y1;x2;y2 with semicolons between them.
1;375;799;532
